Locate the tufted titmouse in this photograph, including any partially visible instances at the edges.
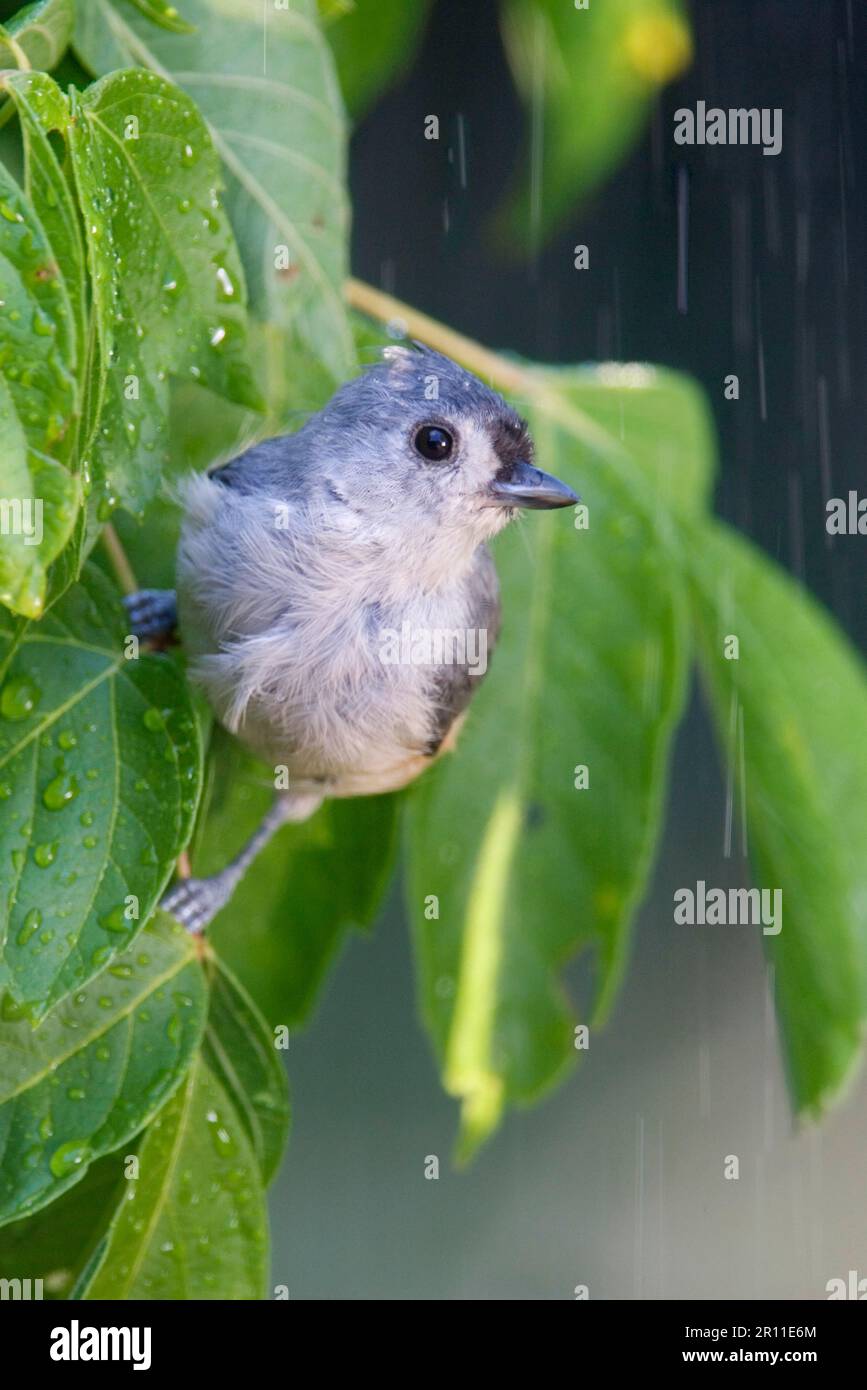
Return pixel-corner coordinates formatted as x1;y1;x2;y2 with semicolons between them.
127;345;577;931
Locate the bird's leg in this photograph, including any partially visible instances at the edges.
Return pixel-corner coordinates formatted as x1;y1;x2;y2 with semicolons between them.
161;791;323;935
123;588;178;641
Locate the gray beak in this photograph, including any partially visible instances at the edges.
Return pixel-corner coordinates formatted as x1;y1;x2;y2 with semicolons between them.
485;459;579;510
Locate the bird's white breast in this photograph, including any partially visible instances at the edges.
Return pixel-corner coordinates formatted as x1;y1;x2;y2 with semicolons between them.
176;473;481;797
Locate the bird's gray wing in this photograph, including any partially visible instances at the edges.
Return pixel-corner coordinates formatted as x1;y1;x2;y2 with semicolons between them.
209;433;310;497
425;544;502;755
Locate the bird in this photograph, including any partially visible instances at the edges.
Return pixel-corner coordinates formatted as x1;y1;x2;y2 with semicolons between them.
125;344;578;932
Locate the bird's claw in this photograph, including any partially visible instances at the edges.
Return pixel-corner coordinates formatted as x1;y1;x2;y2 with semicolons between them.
123;588;178;641
161;875;228;935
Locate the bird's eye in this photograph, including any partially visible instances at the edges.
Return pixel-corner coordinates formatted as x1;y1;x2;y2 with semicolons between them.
414;424;454;462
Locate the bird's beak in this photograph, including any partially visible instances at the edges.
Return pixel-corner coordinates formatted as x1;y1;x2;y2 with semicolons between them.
483;459;579;510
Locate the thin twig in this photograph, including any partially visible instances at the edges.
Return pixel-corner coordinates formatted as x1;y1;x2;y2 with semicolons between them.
101;522;138;596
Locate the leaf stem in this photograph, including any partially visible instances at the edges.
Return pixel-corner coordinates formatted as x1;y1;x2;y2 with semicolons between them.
4;35;31;72
101;522;138;596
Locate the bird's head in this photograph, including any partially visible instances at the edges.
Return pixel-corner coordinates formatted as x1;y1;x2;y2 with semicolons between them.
295;344;577;558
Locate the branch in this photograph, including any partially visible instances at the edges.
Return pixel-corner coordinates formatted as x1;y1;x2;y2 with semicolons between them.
101;522;139;596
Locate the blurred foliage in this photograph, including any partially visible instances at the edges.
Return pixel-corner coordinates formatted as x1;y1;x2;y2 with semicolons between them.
324;0;433;118
324;0;692;245
497;0;691;245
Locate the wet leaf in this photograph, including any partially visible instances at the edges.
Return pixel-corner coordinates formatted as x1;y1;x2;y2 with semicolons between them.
202;956;289;1186
0;146;77;456
0;563;202;1015
74;0;355;392
79;1055;268;1299
1;70;87;372
0;375;79;620
0;914;206;1225
66;67;262;515
691;522;867;1118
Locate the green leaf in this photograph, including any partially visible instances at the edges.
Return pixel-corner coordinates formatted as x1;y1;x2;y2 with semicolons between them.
203;733;399;1028
80;1054;269;1299
317;0;354;21
202;957;289;1186
545;362;715;520
129;0;194;34
406;366;711;1160
0;148;77;454
66;66;261;515
0;1151;126;1298
0;563;203;1015
0;0;74;72
325;0;432;118
1;71;87;376
497;0;692;246
690;521;867;1117
0;376;79;620
0;914;206;1225
74;0;355;394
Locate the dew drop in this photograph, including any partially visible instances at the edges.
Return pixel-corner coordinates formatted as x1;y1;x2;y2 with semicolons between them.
1;676;41;722
33;841;58;868
49;1140;92;1178
0;993;27;1022
99;906;128;934
17;907;42;946
43;772;79;811
215;266;235;300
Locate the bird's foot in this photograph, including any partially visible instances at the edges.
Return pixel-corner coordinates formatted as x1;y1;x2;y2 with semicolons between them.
123;588;178;641
161;870;237;936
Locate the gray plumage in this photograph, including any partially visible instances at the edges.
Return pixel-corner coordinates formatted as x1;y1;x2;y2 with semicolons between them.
174;345;575;824
149;344;577;930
